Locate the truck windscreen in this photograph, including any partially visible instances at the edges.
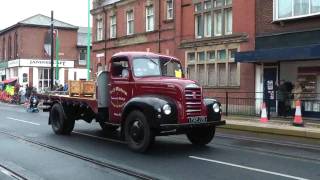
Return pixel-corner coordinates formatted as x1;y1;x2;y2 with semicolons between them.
133;57;183;78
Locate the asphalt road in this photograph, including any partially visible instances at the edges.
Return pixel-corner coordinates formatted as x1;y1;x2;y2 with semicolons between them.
0;102;319;180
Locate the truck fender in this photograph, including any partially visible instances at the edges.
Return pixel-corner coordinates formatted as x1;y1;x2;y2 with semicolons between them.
203;98;222;121
122;96;177;129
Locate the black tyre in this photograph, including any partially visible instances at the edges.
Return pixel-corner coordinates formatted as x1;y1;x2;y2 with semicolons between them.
99;122;118;132
186;126;216;146
50;103;75;135
124;111;154;153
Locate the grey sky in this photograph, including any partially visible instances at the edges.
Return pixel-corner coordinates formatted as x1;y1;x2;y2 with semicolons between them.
0;0;91;30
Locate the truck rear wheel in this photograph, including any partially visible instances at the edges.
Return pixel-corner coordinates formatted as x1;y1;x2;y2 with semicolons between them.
50;103;75;135
124;110;154;153
186;127;215;146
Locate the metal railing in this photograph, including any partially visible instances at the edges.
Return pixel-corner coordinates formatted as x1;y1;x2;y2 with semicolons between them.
209;92;320;119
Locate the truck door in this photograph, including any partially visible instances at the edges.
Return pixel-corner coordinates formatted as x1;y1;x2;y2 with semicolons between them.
109;57;132;124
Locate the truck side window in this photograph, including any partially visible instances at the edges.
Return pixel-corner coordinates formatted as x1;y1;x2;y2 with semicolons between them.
111;59;129;78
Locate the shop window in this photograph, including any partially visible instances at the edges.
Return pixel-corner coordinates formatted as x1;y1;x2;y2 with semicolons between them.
187;52;196;63
218;63;227;86
208;64;216;86
228;63;238;86
228;49;237;60
218;50;226;60
197;51;205;61
197;64;206;85
207;51;216;61
39;68;52;91
23;73;28;83
188;65;196;81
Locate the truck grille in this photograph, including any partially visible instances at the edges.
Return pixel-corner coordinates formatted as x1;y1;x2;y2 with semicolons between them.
185;88;202;117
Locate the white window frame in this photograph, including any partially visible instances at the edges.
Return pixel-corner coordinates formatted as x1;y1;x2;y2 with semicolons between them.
167;0;174;20
273;0;320;21
146;5;154;32
96;18;103;41
79;49;87;65
110;15;117;38
204;12;212;37
126;10;134;35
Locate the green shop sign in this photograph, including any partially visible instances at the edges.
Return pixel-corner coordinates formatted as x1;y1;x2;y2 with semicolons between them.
0;61;8;69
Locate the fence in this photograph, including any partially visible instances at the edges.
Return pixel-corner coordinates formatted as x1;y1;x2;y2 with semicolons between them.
210;92;320;119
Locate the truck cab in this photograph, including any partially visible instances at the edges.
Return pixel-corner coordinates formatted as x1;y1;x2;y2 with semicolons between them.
45;52;225;152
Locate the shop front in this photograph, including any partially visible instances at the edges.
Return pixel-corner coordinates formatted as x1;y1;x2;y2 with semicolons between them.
0;62;7;81
236;44;320;119
7;59;75;91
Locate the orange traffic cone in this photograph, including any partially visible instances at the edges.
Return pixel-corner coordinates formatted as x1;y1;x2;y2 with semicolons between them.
293;100;304;127
260;102;269;123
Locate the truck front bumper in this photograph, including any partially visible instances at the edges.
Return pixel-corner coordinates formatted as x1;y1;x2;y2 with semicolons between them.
159;120;226;135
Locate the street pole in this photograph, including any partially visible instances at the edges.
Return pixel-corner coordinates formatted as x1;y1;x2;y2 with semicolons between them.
55;31;60;81
50;10;54;90
87;0;91;80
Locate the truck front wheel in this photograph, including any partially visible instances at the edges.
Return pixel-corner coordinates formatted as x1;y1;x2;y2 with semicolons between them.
50;103;75;135
124;111;154;153
186;127;215;146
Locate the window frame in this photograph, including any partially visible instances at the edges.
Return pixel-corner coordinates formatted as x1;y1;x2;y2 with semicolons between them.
273;0;320;21
110;15;117;39
146;5;155;32
166;0;174;20
126;10;134;35
96;18;103;41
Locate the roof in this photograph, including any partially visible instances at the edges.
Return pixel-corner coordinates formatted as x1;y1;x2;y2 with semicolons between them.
77;27;91;46
19;14;78;29
113;52;179;60
0;14;78;34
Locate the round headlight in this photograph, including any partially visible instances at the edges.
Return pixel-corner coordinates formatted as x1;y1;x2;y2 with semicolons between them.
163;104;172;115
212;103;220;113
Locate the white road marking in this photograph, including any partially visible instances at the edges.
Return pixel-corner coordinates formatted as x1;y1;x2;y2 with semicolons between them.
189;156;310;180
0;166;23;180
73;131;126;144
6;117;40;126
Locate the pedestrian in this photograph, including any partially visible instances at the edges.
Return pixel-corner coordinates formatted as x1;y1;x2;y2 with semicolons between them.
63;82;68;91
25;84;32;100
276;80;288;117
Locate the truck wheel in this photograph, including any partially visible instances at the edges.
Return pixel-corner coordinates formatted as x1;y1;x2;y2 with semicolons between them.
186;127;215;146
50;103;75;135
124;111;154;153
99;122;118;132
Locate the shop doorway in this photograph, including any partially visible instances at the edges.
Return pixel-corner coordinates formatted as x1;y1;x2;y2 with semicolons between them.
263;67;277;116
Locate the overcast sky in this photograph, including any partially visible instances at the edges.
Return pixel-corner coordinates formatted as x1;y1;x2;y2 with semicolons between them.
0;0;91;30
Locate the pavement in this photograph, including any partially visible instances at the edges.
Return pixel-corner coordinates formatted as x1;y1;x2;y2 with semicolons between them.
221;115;320;139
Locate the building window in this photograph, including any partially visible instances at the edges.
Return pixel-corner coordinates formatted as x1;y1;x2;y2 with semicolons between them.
166;0;174;20
39;68;52;91
274;0;320;20
186;47;239;87
127;10;134;35
14;32;18;58
8;36;12;59
195;0;232;38
96;17;103;41
110;15;117;38
79;49;87;65
146;5;154;32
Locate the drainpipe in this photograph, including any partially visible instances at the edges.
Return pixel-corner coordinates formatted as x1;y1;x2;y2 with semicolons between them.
158;0;161;53
104;7;107;70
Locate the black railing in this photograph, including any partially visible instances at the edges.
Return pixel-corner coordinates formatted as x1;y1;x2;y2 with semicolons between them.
210;92;320;119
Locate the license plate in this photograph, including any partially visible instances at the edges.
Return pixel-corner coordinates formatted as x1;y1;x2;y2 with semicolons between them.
188;116;207;124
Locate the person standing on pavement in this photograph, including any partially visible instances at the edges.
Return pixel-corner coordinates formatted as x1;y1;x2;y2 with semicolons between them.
25;84;32;101
277;80;288;117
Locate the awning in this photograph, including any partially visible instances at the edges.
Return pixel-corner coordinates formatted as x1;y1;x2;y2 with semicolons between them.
235;44;320;63
0;78;17;85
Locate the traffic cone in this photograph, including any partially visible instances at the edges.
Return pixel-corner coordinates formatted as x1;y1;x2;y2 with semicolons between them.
293;100;304;127
260;102;269;123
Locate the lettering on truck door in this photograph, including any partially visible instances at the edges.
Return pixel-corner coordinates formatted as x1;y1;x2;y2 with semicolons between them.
109;57;131;123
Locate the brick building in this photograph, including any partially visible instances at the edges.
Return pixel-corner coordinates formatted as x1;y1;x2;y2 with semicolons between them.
91;0;256;97
0;14;89;91
236;0;320;117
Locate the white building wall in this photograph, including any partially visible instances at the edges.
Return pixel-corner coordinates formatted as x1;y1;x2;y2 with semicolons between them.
59;68;65;85
18;67;29;85
68;68;87;80
33;67;39;90
255;64;263;114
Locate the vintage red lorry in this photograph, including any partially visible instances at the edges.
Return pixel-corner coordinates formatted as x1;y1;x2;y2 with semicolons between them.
40;52;225;152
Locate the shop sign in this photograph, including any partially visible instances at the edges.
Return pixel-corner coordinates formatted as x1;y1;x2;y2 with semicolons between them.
0;61;8;69
19;59;74;68
8;59;20;68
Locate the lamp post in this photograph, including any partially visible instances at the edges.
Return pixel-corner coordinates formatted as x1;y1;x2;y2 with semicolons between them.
87;0;91;80
50;10;54;90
